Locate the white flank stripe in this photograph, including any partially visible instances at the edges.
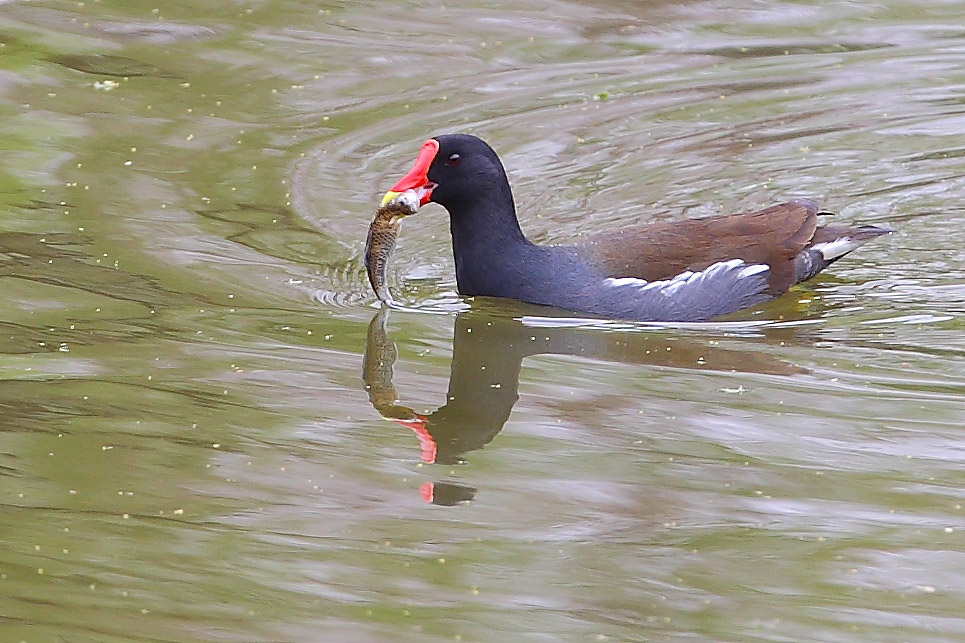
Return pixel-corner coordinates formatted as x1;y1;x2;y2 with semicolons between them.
605;277;648;287
738;264;769;278
604;260;768;296
812;237;859;260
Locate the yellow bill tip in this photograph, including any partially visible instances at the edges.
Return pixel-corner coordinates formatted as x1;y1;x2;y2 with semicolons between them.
380;190;401;207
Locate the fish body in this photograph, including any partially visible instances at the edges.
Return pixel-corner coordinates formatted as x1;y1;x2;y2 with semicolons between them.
364;190;419;303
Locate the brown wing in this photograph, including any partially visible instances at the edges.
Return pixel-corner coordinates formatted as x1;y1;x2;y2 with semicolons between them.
576;200;818;294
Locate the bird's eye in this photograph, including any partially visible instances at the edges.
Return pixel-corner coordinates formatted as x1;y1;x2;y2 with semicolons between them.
446;153;461;166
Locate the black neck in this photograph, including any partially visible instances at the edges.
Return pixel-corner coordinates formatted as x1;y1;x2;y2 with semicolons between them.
447;188;535;297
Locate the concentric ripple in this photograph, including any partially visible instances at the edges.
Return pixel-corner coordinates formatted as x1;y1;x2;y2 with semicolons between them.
3;2;965;642
283;2;965;328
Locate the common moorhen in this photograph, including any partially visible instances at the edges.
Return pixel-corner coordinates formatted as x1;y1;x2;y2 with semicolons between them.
381;134;890;322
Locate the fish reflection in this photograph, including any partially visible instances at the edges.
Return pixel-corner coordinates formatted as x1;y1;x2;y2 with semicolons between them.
363;303;808;505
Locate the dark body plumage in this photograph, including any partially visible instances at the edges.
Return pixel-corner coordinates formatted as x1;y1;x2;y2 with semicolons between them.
396;134;890;322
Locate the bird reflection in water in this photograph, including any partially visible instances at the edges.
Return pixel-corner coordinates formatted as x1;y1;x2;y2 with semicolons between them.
362;303;805;506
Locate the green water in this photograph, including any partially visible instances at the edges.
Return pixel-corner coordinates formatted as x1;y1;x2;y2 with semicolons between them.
1;1;963;641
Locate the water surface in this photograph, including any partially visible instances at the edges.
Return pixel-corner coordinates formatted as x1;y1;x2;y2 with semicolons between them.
1;0;964;641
